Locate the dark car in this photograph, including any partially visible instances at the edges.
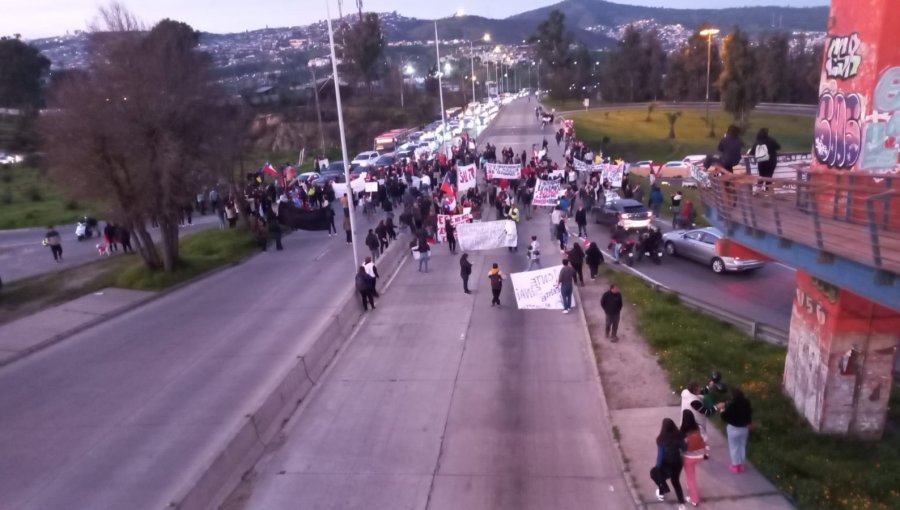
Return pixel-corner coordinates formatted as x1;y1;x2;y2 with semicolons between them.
396;149;415;161
373;155;396;170
592;198;653;233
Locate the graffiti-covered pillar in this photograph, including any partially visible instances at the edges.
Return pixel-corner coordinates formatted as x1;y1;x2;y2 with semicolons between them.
784;0;900;438
813;0;900;178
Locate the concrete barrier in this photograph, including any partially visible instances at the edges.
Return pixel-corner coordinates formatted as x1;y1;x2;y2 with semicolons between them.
172;232;410;510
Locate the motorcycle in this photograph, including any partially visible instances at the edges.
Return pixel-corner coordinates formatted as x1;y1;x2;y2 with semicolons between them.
636;231;663;265
621;239;637;267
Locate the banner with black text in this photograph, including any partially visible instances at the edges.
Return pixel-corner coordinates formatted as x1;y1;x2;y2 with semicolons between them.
457;220;517;250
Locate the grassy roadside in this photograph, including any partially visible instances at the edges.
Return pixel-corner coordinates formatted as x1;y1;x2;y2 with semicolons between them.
603;267;900;510
0;164;105;229
624;173;709;227
567;108;813;163
0;227;256;325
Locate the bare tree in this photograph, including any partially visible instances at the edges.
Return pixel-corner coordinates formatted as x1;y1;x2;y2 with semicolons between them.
41;5;244;271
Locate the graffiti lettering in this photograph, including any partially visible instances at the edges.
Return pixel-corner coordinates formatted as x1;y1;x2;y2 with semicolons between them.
825;33;862;79
814;91;863;168
860;67;900;173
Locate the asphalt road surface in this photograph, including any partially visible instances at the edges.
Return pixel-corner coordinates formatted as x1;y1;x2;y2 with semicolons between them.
0;215;219;283
0;211;385;510
489;100;795;331
230;98;633;509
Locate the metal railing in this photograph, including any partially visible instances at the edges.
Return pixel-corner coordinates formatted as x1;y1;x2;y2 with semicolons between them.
696;168;900;275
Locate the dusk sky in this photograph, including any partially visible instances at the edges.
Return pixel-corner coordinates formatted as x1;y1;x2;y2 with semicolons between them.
2;0;829;39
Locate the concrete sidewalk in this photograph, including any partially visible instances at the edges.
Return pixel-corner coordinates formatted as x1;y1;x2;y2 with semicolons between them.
0;288;154;366
228;220;633;508
578;279;794;509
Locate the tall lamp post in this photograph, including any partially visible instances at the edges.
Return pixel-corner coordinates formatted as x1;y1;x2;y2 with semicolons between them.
699;27;720;129
325;0;359;269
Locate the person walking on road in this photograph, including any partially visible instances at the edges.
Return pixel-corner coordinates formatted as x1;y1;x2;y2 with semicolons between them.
119;226;133;254
651;418;687;510
567;242;585;286
557;259;575;314
556;218;568;251
268;215;283;251
343;215;352;245
326;203;337;236
721;388;753;474
488;263;503;307
460;253;473;294
526;235;541;270
585;241;604;280
446;219;457;254
416;234;431;273
356;265;376;311
366;229;380;260
363;256;380;297
44;226;63;263
680;409;707;507
601;284;623;341
575;205;587;238
649;185;664;218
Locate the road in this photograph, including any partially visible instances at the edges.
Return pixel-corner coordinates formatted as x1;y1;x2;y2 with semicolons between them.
0;215;219;283
497;101;796;331
0;210;384;510
229;98;633;509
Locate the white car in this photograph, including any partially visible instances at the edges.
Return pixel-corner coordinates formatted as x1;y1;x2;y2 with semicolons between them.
351;151;380;167
682;155;707;166
664;160;686;167
0;153;24;165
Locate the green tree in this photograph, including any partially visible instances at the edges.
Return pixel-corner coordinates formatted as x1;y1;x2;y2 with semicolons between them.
528;9;575;99
718;27;758;122
755;32;791;102
787;37;823;104
666;111;682;139
342;12;385;89
40;8;246;272
665;28;721;102
604;26;666;103
0;36;50;110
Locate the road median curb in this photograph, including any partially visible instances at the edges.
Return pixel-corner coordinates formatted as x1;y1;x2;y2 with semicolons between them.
171;233;410;510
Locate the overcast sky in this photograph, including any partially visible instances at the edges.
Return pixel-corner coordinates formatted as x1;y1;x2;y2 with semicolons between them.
3;0;829;39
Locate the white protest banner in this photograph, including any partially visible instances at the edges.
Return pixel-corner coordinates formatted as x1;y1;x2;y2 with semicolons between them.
510;265;575;310
364;181;379;192
457;220;517;251
485;163;521;180
332;173;367;197
573;159;590;172
532;179;561;207
602;163;625;188
436;213;472;243
457;164;477;192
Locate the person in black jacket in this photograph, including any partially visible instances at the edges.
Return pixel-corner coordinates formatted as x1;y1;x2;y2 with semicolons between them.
459;253;472;294
717;125;744;172
585;242;604;280
749;128;781;190
575;205;588;237
355;266;376;311
567;243;585;286
601;284;624;341
365;229;380;260
651;418;687;506
446;219;457;254
720;388;753;474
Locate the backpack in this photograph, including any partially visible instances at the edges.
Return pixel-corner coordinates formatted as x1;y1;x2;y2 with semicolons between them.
755;143;770;163
685;430;706;452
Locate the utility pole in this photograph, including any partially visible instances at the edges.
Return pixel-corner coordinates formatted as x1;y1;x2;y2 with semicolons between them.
308;63;326;150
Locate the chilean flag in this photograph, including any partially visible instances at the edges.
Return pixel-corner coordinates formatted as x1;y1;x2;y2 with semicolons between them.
440;172;454;197
262;161;279;178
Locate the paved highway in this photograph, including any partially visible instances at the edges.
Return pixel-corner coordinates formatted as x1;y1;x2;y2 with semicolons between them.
0;215;219;283
500;100;795;331
230;98;633;509
0;211;382;510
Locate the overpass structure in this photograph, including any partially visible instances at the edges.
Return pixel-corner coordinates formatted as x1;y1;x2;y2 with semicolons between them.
699;0;900;438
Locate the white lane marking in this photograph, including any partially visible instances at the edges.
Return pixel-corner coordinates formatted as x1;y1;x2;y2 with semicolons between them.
598;247;669;289
776;263;797;272
313;245;331;261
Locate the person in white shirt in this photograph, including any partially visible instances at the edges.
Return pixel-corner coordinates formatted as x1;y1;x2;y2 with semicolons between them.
527;236;541;270
363;256;380;297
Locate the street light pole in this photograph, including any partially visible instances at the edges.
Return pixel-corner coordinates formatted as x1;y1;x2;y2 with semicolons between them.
470;40;476;104
434;21;447;156
326;0;359;270
700;28;720;128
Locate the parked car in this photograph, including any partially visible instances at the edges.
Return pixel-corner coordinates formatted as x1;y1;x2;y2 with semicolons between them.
351;151;380;167
373;154;395;170
395;149;415;161
664;160;687;167
682;154;707;166
662;227;766;274
592;198;653;232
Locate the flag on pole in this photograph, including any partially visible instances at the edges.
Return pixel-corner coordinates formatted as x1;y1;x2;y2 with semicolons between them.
440;172;454;197
262;161;279;178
